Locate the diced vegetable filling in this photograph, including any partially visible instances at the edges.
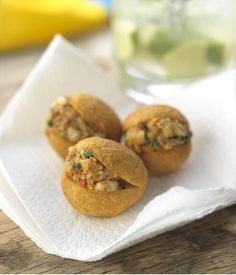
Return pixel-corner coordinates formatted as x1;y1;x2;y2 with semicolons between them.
47;97;102;142
65;148;126;192
125;117;192;153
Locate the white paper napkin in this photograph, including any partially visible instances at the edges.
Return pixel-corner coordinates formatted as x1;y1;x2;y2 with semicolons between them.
0;35;236;262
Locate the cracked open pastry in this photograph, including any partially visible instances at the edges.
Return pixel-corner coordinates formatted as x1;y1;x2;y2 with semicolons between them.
62;137;148;217
45;93;122;158
123;105;192;176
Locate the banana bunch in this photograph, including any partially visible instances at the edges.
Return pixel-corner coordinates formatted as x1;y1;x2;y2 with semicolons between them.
0;0;107;52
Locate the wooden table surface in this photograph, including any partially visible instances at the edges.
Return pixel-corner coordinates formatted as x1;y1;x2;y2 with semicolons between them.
0;30;236;274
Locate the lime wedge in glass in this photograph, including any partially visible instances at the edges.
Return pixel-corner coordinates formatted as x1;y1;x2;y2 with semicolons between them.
206;40;232;66
138;25;159;48
162;38;231;79
162;39;208;79
146;29;182;57
113;20;138;60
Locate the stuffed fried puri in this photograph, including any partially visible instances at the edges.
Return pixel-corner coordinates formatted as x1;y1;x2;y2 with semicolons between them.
123;105;192;176
45;93;122;158
62;137;148;217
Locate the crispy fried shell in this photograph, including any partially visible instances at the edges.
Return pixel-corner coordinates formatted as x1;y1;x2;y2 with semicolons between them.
62;137;148;217
45;93;122;158
123;105;192;176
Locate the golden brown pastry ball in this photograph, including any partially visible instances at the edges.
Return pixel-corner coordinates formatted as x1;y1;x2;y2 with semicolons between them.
45;93;122;158
62;137;148;217
123;105;192;176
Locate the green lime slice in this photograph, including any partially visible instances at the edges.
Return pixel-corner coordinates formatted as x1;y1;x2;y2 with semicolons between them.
162;39;210;79
113;20;138;60
163;38;232;79
147;29;181;57
138;25;159;48
206;40;232;66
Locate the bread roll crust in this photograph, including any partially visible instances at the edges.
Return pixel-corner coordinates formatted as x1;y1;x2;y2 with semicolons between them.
123;105;192;176
62;137;148;217
124;105;189;131
45;128;74;159
141;142;191;176
45;93;122;158
68;93;122;141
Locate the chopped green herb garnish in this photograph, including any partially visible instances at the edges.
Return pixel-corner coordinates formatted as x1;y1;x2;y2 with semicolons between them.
168;136;189;143
150;140;159;150
179;136;189;143
138;121;146;128
82;148;93;158
72;163;82;170
167;135;178;140
47;120;54;127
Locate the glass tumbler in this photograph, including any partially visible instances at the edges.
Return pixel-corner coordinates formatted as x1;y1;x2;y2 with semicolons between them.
112;0;235;103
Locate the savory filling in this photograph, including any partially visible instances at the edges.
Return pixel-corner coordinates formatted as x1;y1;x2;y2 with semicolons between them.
125;117;192;153
65;147;126;192
47;97;101;142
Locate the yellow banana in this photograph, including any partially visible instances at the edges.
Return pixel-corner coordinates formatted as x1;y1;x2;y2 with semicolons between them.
0;0;107;52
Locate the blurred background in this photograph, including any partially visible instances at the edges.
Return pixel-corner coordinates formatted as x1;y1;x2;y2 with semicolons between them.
0;0;235;109
0;0;112;112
